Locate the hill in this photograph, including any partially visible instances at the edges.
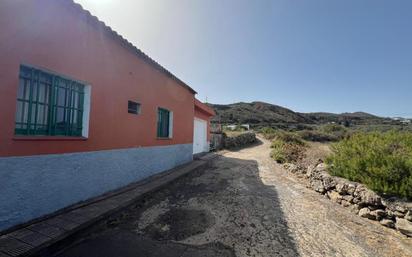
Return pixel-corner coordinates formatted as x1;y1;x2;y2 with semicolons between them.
211;102;313;126
301;111;383;125
209;102;390;127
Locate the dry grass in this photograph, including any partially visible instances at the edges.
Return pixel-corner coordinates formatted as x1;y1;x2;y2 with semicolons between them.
225;131;247;138
300;142;333;167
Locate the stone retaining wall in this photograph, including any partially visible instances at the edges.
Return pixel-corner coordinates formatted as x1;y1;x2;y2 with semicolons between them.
283;162;412;237
224;132;257;149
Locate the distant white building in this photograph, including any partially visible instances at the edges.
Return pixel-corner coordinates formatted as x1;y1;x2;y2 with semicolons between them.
224;124;251;131
392;117;411;124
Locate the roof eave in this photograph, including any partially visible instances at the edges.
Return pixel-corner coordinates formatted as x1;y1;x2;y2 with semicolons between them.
63;0;197;95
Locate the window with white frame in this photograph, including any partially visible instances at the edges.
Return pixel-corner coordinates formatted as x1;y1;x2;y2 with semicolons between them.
15;65;91;137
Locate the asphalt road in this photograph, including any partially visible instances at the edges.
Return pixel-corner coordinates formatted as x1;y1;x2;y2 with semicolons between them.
54;138;412;257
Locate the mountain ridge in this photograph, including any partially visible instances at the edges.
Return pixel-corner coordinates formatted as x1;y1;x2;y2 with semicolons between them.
209;101;389;127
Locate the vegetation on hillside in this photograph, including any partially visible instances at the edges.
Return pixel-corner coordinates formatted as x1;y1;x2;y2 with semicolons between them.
210;101;395;129
327;131;412;199
297;124;349;142
261;124;348;143
302;111;382;125
211;102;312;126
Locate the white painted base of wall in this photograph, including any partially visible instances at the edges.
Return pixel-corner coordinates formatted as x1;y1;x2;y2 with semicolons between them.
0;144;193;231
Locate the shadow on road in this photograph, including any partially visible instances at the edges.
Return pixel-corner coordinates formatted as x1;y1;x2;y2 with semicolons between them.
43;155;299;257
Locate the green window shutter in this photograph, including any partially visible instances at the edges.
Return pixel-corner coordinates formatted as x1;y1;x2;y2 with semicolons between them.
15;65;85;137
157;108;170;138
157;109;161;137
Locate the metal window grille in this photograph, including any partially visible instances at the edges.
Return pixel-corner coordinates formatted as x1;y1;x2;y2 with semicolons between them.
157;108;170;138
15;65;85;136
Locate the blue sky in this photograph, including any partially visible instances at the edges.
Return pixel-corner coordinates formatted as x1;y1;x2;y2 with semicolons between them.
75;0;412;117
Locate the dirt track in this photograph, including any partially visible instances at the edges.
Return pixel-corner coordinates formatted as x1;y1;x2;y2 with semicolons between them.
55;138;412;257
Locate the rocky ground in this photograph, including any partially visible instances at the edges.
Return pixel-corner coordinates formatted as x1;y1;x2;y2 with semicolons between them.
52;138;412;257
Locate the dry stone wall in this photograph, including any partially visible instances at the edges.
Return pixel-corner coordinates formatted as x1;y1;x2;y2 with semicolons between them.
224;132;257;149
283;162;412;237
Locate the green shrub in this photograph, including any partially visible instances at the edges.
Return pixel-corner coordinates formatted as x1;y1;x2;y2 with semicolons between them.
326;131;412;199
295;124;348;142
270;139;306;164
321;124;347;134
260;127;277;140
270;140;287;163
279;132;305;145
272;130;306;146
321;124;348;141
297;130;339;142
260;129;307;163
269;131;307;164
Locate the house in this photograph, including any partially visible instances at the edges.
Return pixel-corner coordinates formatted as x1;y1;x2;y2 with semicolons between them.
392;117;411;125
0;0;214;232
194;99;215;154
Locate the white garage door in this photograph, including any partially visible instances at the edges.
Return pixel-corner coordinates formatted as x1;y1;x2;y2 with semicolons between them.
193;118;208;154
